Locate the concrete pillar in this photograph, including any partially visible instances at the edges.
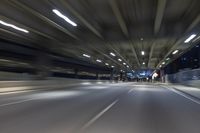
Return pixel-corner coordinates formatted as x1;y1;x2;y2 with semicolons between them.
74;68;79;78
34;52;52;80
110;69;114;80
96;72;99;79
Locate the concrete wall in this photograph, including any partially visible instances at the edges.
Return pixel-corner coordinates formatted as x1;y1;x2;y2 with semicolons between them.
0;77;119;93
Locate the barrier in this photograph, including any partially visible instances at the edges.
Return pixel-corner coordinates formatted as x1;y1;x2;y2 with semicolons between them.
0;78;118;93
165;68;200;88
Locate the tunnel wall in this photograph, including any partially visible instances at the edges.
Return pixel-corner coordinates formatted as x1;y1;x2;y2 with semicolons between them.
165;68;200;88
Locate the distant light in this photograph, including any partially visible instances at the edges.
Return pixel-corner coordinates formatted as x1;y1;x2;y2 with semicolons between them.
184;34;196;43
166;58;170;61
52;9;77;26
82;54;90;58
140;38;143;41
111;65;115;68
123;62;126;65
105;63;109;66
159;65;162;68
96;59;102;63
162;62;165;65
142;62;145;65
126;65;129;68
0;20;29;33
110;52;116;57
141;51;145;55
118;58;122;62
152;73;158;78
172;50;179;55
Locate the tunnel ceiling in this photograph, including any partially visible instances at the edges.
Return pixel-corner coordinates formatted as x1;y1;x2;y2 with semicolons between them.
0;0;200;71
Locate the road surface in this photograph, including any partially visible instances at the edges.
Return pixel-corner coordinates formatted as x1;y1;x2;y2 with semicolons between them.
0;82;200;133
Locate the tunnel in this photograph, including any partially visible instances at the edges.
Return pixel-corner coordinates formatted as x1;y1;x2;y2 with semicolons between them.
0;0;200;133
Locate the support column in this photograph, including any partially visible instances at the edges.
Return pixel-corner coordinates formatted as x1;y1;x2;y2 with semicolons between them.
74;68;79;78
34;51;52;80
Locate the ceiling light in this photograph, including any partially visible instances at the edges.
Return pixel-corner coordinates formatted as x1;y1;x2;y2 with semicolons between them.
110;52;116;57
82;54;90;58
96;59;102;63
159;65;162;68
184;34;196;43
0;20;29;33
162;62;165;65
123;62;126;65
52;9;77;26
142;62;145;65
105;63;109;66
111;65;115;68
172;50;179;55
127;65;129;68
140;38;143;41
118;58;122;62
141;51;145;55
166;58;170;60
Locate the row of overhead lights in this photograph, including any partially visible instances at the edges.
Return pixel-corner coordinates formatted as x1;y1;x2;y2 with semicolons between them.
141;50;145;65
160;34;197;68
52;9;129;70
83;53;115;68
109;52;130;68
0;9;77;34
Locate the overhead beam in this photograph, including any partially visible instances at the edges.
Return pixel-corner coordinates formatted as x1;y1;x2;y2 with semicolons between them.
154;0;167;34
8;0;79;40
129;41;140;67
186;14;200;32
58;0;103;39
148;43;156;68
108;44;132;68
0;28;35;46
109;0;129;37
155;14;200;68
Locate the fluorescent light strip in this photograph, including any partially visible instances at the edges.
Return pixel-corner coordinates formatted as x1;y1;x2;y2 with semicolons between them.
83;54;90;58
162;62;165;65
52;9;77;26
141;51;145;55
118;58;122;62
110;52;116;57
123;62;126;65
127;65;129;68
96;59;102;63
111;65;115;68
184;34;196;43
172;50;179;55
0;20;29;33
166;58;170;60
105;63;109;66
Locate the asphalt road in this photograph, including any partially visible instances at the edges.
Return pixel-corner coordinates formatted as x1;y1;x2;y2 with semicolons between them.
0;82;200;133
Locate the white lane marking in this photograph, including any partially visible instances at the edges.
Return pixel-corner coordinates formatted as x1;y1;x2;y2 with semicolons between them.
0;98;36;107
128;89;133;93
162;86;200;105
81;99;119;130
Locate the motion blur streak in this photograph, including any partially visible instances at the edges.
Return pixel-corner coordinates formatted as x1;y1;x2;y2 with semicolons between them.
0;83;200;133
